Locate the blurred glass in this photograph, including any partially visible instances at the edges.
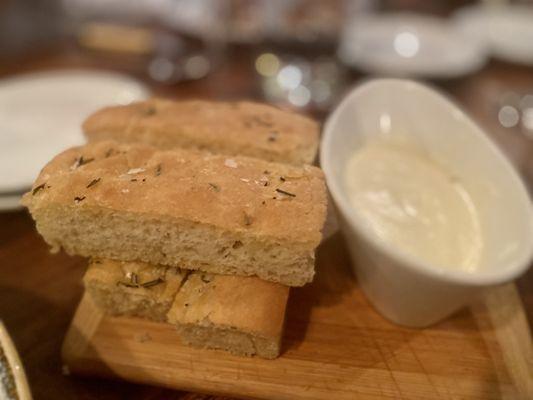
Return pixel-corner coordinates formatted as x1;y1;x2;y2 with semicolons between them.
256;53;347;111
248;0;375;112
61;0;221;84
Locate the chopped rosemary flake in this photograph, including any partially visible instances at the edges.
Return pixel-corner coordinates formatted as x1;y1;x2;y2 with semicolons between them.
74;196;86;203
155;164;162;176
142;277;164;288
77;156;94;168
243;115;274;128
184;303;190;307
200;274;212;283
143;106;156;116
279;176;286;182
263;181;269;187
268;131;279;142
71;156;94;171
32;183;46;195
261;200;266;205
208;183;220;192
86;178;101;188
275;188;296;197
243;212;253;226
130;272;139;285
130;178;138;182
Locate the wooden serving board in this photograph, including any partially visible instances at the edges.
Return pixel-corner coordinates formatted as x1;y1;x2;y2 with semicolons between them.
62;234;533;400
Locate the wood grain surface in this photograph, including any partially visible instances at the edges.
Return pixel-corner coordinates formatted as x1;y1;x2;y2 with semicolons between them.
62;234;532;400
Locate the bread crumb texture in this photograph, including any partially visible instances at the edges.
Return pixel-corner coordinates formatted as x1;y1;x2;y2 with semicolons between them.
84;259;289;358
23;141;327;286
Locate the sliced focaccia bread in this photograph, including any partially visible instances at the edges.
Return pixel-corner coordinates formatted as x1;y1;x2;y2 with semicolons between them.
83;99;319;165
22;140;327;286
167;272;289;359
83;259;187;322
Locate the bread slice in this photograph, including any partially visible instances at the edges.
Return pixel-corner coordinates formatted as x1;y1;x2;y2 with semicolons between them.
83;259;290;358
82;99;319;165
166;272;289;359
83;259;187;321
22;140;327;286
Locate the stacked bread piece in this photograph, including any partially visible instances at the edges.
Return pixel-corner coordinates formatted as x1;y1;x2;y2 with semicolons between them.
83;99;319;165
23;100;327;359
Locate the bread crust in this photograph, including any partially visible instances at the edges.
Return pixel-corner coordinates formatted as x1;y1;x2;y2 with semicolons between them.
83;99;319;165
84;259;290;358
167;271;289;358
23;140;327;286
167;272;289;339
83;259;187;321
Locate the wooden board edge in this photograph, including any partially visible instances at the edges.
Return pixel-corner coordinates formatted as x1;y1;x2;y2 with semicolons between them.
471;283;533;399
61;293;104;366
62;284;533;400
60;296;271;400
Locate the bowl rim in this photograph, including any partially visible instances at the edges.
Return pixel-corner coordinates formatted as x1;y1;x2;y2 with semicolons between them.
320;78;533;286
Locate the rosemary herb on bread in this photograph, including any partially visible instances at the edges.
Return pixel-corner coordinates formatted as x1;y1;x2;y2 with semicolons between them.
23;140;327;286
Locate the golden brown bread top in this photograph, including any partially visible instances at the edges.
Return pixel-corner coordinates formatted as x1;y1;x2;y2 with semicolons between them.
22;140;327;244
167;272;289;339
82;99;319;164
84;259;187;300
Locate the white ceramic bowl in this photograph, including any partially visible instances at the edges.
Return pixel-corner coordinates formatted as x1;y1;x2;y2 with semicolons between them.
321;79;533;327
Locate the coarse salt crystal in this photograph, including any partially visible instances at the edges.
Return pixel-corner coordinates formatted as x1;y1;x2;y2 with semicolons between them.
240;178;250;183
127;168;146;175
224;159;238;168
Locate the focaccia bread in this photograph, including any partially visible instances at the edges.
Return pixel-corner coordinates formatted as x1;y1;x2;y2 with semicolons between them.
83;259;187;321
82;99;319;165
166;272;290;359
83;259;290;358
22;140;327;286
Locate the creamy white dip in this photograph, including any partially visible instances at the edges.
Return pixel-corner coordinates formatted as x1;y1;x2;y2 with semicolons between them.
345;141;483;272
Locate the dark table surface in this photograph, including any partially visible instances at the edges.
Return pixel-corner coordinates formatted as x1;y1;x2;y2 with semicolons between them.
1;43;532;400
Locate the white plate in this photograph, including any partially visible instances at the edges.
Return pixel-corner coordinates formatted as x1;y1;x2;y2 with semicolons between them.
454;5;533;66
339;13;487;78
0;194;24;212
0;70;150;205
0;321;31;399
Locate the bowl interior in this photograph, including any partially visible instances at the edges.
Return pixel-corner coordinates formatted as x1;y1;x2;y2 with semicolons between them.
322;79;533;283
